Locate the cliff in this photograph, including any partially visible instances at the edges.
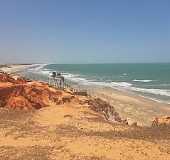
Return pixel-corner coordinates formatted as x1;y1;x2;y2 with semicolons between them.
0;72;73;110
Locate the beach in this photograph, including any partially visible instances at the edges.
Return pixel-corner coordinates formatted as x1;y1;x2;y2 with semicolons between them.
87;86;170;126
20;63;170;126
0;64;40;75
0;64;170;160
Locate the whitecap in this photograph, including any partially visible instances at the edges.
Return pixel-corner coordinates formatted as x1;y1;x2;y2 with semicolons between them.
122;73;128;76
110;82;133;88
133;79;153;83
131;87;170;97
28;64;48;72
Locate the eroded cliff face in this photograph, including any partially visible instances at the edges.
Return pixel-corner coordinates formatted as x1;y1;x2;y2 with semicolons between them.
0;72;73;110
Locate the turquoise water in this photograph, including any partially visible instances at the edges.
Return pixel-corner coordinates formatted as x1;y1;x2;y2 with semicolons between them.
28;63;170;104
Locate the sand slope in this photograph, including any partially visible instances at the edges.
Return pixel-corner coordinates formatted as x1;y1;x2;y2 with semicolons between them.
0;96;170;160
89;87;170;126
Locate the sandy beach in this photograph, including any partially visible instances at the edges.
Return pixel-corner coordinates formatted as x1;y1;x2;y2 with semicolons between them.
0;64;38;74
0;65;170;160
86;86;170;126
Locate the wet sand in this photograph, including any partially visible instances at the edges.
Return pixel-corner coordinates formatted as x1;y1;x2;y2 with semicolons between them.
83;85;170;126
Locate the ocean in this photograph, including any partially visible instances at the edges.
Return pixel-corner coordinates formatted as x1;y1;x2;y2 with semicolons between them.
24;63;170;104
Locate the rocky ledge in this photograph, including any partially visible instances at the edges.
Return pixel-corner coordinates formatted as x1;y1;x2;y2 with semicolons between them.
0;72;73;110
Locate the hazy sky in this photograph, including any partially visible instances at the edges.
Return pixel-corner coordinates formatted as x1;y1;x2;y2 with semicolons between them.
0;0;169;64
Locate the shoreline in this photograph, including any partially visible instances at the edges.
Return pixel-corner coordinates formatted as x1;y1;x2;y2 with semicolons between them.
0;64;41;74
62;79;170;126
85;85;170;126
2;64;170;126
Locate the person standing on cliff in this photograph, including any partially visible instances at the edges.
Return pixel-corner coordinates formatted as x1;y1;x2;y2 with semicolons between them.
56;72;65;89
60;74;65;89
49;71;57;86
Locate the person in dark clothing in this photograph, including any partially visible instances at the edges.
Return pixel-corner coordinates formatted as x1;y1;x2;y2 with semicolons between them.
52;71;57;78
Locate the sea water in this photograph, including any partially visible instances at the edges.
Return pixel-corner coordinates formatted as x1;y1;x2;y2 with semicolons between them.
25;63;170;104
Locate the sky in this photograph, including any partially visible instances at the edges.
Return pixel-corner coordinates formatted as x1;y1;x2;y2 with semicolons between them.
0;0;169;64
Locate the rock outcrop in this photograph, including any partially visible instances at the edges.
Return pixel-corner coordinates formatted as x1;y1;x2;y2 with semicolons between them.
0;72;72;110
0;72;17;83
0;72;28;84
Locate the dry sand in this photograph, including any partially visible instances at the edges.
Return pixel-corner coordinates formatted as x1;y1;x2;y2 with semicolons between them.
0;96;170;160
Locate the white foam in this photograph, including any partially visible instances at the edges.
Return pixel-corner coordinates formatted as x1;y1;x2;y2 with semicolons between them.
110;82;133;88
130;87;170;97
28;64;47;72
61;73;110;86
88;81;111;87
110;81;170;97
122;73;128;76
40;70;51;75
64;74;89;84
133;79;153;83
63;73;79;78
99;81;170;97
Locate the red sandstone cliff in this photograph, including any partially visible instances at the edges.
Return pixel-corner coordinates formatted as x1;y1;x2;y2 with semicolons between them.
0;72;71;109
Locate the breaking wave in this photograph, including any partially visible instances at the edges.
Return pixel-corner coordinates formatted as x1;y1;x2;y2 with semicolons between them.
133;79;153;83
130;87;170;97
